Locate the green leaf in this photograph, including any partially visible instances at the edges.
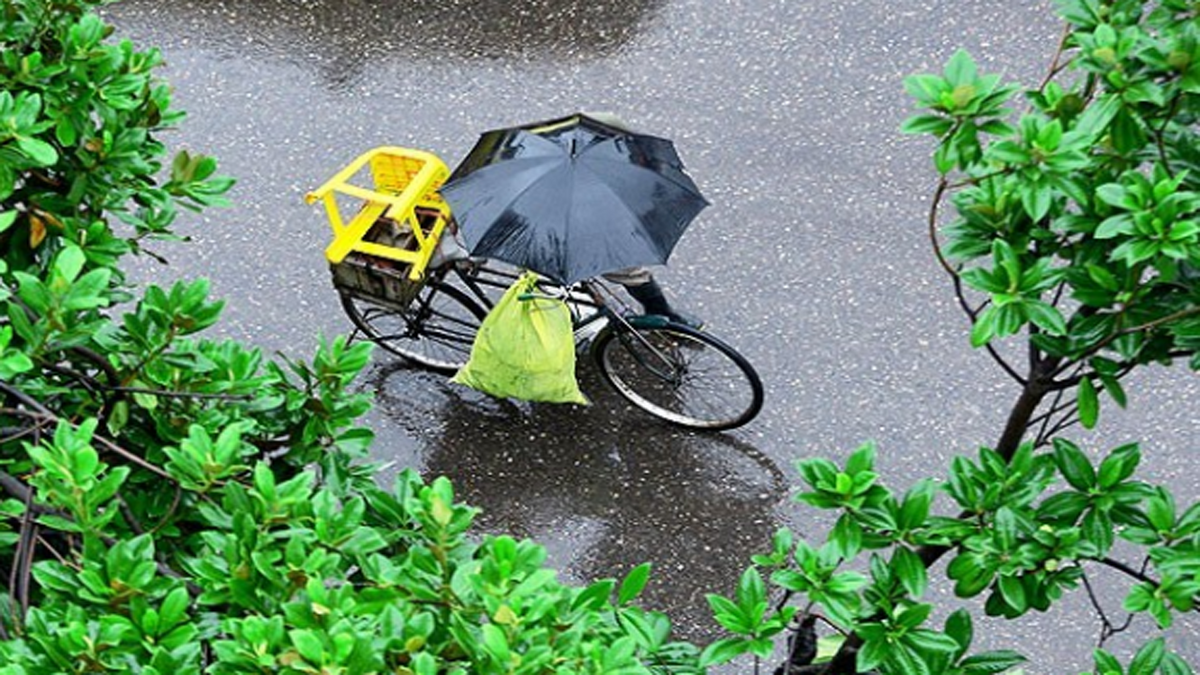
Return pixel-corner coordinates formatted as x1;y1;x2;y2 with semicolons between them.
970;307;997;347
889;641;932;675
934;141;957;174
290;629;324;664
16;136;58;165
1024;300;1067;335
158;586;190;631
905;629;961;655
1053;439;1096;491
944;49;978;86
618;563;651;605
55;248;86;286
1160;653;1195;675
735;566;767;617
1097;444;1140;489
830;514;863;559
905;74;949;105
1128;638;1165;675
1078;377;1099;429
1098;373;1127;409
943;609;973;654
1038;491;1090;523
857;633;889;673
1094;648;1125;675
901;114;955;136
993;507;1018;551
1097;183;1138;210
1021;182;1054;222
1096;214;1135;238
959;650;1028;674
699;637;751;667
0;211;16;233
1071;93;1120;140
616;608;658;651
481;624;510;665
898;481;934;531
706;594;750;634
997;575;1028;613
892;546;928;598
1036;119;1063;150
896;603;933;630
987;140;1031;164
573;579;615;611
846;441;877;475
1083;508;1115;555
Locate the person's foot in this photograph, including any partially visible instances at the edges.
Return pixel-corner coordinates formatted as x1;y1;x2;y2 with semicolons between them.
626;279;705;330
664;309;704;330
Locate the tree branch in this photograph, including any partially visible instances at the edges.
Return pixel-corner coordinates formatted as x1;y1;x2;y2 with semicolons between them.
1048;306;1200;380
1038;23;1075;92
1077;563;1134;647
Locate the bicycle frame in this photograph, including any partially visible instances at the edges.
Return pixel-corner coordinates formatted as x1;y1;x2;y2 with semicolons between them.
336;255;764;430
441;260;609;334
311;150;764;430
440;260;687;378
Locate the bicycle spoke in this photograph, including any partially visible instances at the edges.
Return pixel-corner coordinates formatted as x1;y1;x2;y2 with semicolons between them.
339;281;486;373
596;323;763;430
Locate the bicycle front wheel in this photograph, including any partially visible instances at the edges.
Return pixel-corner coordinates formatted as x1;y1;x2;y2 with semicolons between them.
592;321;764;430
340;280;485;374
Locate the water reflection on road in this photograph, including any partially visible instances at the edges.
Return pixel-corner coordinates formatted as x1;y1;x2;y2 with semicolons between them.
364;359;787;636
109;0;666;90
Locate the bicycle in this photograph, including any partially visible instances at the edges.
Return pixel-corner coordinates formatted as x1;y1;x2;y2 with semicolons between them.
308;146;764;431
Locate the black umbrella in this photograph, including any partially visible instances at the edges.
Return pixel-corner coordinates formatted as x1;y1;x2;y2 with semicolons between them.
438;113;709;285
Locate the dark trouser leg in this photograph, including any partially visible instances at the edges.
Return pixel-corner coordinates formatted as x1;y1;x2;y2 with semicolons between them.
625;279;704;329
626;279;673;316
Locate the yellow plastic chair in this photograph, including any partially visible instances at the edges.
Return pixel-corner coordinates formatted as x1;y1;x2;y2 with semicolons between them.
305;146;452;282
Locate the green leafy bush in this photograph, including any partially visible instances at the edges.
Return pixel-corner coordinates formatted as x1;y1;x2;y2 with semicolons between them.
702;1;1199;673
0;1;703;672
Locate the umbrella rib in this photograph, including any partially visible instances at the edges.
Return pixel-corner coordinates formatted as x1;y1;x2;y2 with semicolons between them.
476;156;572;278
572;160;698;260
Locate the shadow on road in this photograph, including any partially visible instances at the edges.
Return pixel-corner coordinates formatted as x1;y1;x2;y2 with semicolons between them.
363;357;788;639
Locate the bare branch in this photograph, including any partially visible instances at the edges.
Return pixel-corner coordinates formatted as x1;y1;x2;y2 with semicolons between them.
928;176;956;278
1078;564;1135;647
105;386;252;401
1;403;176;483
1038;23;1075;92
1048;306;1200;380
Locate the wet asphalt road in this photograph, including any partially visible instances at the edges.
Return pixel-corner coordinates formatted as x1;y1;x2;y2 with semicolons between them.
103;0;1197;669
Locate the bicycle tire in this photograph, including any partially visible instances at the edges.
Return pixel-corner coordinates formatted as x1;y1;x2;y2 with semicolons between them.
339;280;486;374
591;321;764;430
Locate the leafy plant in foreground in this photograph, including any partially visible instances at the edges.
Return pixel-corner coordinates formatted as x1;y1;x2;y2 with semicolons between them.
704;1;1198;673
1;0;704;672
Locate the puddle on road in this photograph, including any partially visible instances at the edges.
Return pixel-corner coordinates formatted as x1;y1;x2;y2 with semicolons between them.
106;0;668;89
362;358;787;640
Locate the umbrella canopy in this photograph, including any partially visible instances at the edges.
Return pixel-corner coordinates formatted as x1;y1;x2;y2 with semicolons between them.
438;113;709;285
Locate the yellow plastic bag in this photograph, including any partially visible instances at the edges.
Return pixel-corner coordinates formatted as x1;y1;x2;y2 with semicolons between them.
451;272;589;405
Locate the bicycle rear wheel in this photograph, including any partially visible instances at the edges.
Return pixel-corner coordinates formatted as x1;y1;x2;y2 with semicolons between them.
340;280;486;374
592;321;764;430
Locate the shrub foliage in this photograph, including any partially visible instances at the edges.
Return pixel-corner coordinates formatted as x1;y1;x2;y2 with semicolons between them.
1;1;702;673
701;1;1199;674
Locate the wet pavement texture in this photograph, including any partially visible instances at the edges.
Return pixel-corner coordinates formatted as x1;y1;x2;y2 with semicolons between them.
103;0;1198;669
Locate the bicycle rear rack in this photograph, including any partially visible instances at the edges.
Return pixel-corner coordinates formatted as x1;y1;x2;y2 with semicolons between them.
307;147;452;305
